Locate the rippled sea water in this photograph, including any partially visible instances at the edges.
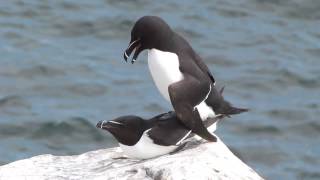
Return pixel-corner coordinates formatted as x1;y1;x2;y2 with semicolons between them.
0;0;319;179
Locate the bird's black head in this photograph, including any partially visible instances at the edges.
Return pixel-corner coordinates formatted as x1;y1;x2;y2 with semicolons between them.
123;16;173;64
96;116;146;146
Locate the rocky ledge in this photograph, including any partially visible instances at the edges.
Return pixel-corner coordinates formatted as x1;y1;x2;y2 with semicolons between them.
0;137;263;180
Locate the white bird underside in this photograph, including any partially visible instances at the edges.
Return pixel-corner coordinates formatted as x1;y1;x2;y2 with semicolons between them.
148;48;183;102
147;48;217;126
119;130;177;159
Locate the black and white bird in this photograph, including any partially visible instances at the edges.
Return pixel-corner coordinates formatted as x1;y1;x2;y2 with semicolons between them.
96;111;222;159
123;16;248;142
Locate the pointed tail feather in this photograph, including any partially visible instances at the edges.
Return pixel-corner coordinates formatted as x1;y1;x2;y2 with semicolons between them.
225;106;249;115
219;86;225;95
217;85;249;115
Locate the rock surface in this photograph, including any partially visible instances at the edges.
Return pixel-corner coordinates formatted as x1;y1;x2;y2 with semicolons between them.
0;137;264;180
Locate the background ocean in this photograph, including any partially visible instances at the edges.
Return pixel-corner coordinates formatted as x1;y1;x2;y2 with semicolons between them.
0;0;319;179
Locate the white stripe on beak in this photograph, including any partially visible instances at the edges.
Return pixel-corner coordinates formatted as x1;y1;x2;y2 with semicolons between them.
100;120;107;129
124;51;129;59
128;39;139;49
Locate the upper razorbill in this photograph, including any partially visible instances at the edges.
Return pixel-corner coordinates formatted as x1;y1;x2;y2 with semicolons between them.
123;16;248;142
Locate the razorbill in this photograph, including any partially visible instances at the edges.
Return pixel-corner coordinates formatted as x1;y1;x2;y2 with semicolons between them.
96;111;223;159
123;16;248;142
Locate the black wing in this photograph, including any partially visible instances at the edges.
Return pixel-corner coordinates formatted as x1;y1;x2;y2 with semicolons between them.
193;53;215;84
147;117;191;146
168;72;217;142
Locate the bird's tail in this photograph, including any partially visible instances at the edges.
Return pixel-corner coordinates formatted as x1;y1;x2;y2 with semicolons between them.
224;105;249;116
218;86;249;116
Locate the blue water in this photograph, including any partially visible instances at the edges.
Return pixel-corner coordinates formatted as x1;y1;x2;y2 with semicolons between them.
0;0;319;179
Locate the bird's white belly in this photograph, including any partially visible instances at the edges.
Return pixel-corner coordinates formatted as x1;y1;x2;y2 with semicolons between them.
195;101;216;120
196;101;217;132
148;49;183;101
119;130;177;159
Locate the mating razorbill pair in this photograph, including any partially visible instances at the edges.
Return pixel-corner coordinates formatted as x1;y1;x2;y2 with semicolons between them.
123;16;247;141
97;16;247;159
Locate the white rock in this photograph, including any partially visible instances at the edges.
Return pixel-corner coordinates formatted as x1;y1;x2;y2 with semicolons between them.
0;137;264;180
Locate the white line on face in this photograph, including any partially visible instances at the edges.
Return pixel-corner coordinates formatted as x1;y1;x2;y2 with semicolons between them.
108;121;124;125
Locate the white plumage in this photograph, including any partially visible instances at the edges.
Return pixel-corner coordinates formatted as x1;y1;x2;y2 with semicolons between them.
148;49;183;101
119;129;177;159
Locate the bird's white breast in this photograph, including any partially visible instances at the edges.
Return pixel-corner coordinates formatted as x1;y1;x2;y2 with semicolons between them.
119;129;177;159
148;49;183;101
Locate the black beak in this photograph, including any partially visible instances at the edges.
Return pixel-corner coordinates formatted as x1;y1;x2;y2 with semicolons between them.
96;120;109;129
123;39;141;64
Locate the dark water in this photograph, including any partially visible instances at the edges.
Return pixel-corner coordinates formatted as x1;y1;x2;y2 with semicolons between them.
0;0;319;179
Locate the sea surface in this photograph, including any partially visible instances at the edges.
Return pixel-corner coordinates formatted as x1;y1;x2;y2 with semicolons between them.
0;0;319;179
